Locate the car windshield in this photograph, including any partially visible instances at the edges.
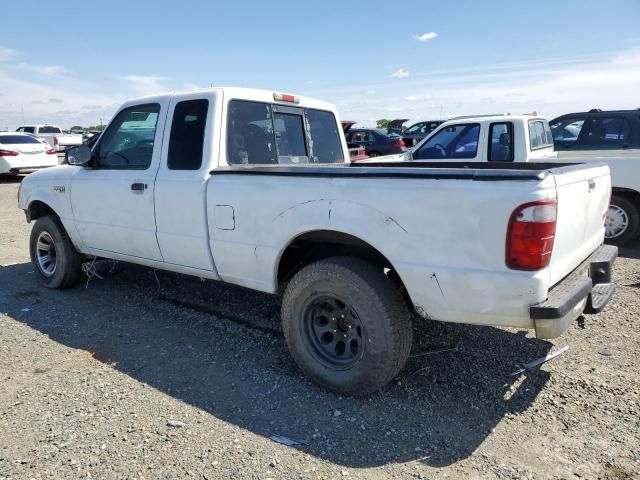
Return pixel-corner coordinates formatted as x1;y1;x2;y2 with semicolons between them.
0;135;42;145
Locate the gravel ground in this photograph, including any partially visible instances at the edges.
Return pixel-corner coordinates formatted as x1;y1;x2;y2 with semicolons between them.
1;175;639;480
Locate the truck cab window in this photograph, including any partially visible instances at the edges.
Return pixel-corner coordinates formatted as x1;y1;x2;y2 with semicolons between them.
97;103;160;169
168;99;208;170
488;122;513;162
307;109;344;163
227;100;343;165
413;124;480;160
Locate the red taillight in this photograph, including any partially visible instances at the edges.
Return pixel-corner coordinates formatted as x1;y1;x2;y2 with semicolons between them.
46;148;57;155
393;139;406;148
54;136;58;145
506;199;557;270
0;149;19;156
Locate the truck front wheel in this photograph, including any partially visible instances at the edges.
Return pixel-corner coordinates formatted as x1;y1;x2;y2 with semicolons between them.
29;215;82;289
606;195;640;246
281;257;412;395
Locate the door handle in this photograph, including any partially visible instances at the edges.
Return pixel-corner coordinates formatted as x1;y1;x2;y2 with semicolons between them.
131;183;147;191
588;179;596;191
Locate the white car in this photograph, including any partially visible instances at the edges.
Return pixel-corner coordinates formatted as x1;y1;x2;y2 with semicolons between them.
0;132;59;176
18;88;616;395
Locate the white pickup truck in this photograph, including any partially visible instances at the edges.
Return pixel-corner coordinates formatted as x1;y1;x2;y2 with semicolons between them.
16;125;83;152
18;88;617;395
402;114;640;246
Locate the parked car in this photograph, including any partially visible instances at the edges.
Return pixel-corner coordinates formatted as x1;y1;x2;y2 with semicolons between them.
16;125;83;152
401;120;445;147
386;119;445;147
550;109;640;153
0;132;58;176
405;114;640;245
344;127;406;157
18;88;616;395
341;121;367;162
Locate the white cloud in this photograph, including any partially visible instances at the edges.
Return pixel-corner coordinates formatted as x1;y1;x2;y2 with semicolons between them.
183;82;200;89
120;74;169;95
17;63;70;76
391;68;409;78
406;96;418;101
415;32;438;42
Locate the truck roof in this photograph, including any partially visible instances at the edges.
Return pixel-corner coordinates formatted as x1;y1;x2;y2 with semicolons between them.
122;87;338;113
447;114;548;123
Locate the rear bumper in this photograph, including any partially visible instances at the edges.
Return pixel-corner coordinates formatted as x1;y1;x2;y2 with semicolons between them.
530;244;618;339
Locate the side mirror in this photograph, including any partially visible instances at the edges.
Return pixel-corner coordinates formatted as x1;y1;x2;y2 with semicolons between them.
66;145;92;166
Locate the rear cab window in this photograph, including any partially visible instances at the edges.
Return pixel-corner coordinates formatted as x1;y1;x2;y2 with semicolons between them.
226;100;344;165
39;126;62;134
17;127;35;134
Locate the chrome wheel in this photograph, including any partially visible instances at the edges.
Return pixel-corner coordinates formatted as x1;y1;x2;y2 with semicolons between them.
35;231;57;276
605;205;628;239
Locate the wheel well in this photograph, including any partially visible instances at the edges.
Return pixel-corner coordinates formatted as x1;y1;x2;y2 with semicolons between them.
27;200;55;222
612;188;640;207
277;230;411;304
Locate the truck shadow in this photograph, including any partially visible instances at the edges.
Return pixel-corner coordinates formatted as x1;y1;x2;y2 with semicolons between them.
1;262;553;468
618;243;640;260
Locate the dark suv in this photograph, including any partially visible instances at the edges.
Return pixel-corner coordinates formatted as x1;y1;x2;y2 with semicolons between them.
550;109;640;152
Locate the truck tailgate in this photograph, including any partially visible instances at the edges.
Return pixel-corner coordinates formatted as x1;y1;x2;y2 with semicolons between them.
549;164;610;286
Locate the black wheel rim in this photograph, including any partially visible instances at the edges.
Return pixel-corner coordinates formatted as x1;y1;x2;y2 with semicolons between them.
303;294;366;370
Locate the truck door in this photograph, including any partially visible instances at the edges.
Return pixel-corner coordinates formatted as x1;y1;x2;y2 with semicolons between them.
154;91;218;271
70;101;168;260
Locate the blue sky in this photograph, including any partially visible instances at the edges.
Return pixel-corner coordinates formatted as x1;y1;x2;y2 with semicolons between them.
1;0;639;128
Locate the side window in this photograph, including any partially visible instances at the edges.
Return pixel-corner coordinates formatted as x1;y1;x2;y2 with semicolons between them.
96;103;160;170
18;127;35;134
583;117;631;148
413;124;480;160
227;100;277;165
307;109;344;163
529;120;553;150
488;122;513;162
97;103;160;169
168;99;209;170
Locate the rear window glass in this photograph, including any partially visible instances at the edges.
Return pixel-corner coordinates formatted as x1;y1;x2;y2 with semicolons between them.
168;99;209;170
0;135;42;144
226;100;343;165
39;126;62;134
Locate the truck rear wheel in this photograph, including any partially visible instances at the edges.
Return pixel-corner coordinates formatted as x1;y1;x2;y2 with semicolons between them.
281;257;412;395
29;215;82;289
606;195;640;246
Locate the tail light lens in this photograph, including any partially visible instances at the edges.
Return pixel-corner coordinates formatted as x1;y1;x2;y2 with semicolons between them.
0;149;19;156
506;199;557;270
46;148;57;155
54;136;59;146
393;138;406;148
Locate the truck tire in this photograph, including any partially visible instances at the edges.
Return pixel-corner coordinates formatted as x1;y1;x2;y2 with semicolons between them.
29;215;82;289
606;195;640;246
281;257;412;395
